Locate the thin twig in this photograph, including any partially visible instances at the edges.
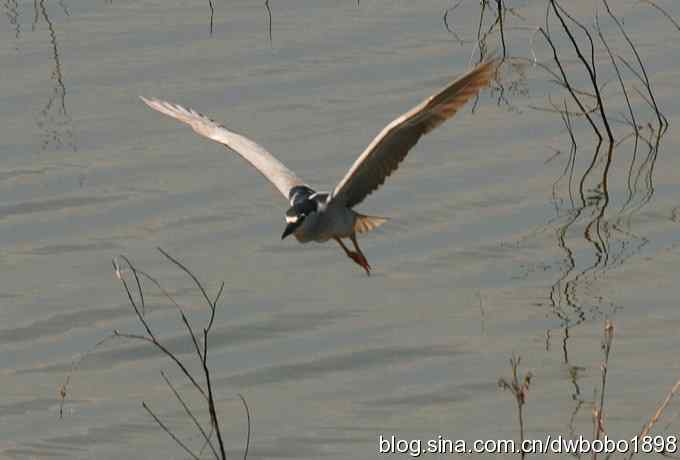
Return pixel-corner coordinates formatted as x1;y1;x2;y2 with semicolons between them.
630;378;680;460
112;331;207;400
550;0;615;145
495;0;507;58
602;0;667;129
112;251;232;459
143;401;200;460
158;247;214;311
59;335;117;418
443;0;466;45
208;0;214;36
161;370;220;460
538;27;603;142
499;355;532;460
114;256;204;362
640;0;680;32
593;320;615;460
264;0;272;44
203;328;227;459
595;10;639;140
238;394;251;460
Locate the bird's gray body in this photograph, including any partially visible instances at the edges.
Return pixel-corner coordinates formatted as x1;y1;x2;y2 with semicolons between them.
140;58;498;273
294;202;357;243
284;186;357;242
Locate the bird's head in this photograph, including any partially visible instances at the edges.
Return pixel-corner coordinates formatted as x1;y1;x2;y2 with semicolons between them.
281;189;327;239
281;207;305;239
281;198;318;239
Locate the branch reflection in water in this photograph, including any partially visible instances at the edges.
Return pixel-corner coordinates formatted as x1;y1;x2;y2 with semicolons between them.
448;0;669;330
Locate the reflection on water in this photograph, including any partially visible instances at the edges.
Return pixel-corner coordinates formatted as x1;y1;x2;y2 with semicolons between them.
464;1;669;330
545;131;663;328
35;0;75;152
4;0;78;152
264;0;272;43
471;3;675;438
490;58;530;113
540;0;667;331
3;0;19;40
2;0;285;154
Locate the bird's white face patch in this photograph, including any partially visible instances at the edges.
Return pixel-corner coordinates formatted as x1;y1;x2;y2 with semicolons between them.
286;214;299;224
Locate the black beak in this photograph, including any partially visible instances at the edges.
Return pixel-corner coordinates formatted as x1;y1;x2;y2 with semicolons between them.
281;221;301;239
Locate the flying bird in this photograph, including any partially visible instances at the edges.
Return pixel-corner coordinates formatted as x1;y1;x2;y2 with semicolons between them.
141;59;498;275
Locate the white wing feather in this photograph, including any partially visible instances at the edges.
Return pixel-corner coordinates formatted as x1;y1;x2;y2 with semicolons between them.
141;97;306;199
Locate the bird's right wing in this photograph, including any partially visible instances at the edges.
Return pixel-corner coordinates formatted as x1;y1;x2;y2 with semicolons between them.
330;59;498;208
141;97;306;199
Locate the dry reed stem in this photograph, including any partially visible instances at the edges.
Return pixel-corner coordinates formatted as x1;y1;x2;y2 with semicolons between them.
593;320;614;460
629;378;680;460
499;355;533;459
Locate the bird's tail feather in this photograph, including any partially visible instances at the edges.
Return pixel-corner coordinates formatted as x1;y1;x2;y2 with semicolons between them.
354;213;389;234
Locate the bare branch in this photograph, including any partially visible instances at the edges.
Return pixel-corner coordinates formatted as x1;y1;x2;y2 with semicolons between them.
499;355;532;459
640;0;680;32
161;370;220;459
593;320;615;460
602;0;667;129
238;394;251;460
143;401;200;460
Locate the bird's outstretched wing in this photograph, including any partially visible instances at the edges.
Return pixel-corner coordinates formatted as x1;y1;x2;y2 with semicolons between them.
141;97;306;199
330;59;498;208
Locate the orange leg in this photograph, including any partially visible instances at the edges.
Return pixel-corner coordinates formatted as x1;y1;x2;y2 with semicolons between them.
334;236;371;276
350;234;371;272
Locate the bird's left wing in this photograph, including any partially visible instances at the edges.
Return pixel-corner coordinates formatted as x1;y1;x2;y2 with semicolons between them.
141;97;306;199
330;59;498;208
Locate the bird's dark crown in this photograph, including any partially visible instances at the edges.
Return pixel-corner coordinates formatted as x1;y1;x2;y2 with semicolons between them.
288;185;315;204
286;186;329;220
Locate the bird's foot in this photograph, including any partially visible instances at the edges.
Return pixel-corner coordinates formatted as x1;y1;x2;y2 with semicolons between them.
348;251;371;276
